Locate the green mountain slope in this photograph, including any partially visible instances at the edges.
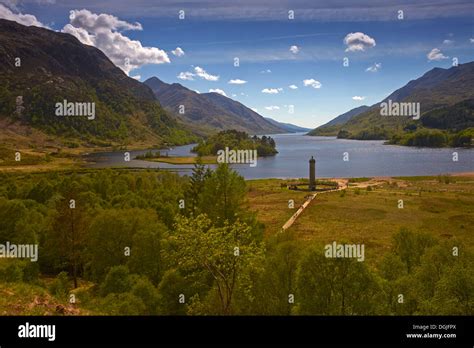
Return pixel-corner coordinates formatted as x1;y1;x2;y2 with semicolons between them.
308;105;369;136
0;19;195;149
310;62;474;145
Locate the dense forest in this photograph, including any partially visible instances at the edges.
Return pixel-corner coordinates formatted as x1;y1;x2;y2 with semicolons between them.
192;130;278;157
0;165;472;315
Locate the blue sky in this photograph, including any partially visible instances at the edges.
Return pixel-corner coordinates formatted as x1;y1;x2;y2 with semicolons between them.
1;0;473;128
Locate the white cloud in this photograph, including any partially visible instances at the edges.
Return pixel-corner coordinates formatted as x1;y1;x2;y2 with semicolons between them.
260;69;271;73
264;106;280;111
228;79;247;84
177;71;195;80
177;66;219;81
251;108;258;112
470;38;474;43
344;32;376;52
289;84;298;89
303;79;322;89
171;47;185;56
209;88;227;96
366;62;382;72
131;75;141;80
194;66;219;81
289;45;300;54
61;9;169;75
0;3;47;27
352;96;366;101
194;90;200;94
442;39;453;45
427;48;449;61
262;88;283;94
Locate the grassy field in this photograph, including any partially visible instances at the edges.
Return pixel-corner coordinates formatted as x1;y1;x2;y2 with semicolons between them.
247;175;474;263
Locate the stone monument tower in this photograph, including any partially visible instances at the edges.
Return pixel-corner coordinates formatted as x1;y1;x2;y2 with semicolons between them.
309;156;316;191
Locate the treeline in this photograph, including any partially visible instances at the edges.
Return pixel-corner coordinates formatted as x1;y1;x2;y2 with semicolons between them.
388;128;474;147
0;167;472;315
338;127;473;147
192;130;278;157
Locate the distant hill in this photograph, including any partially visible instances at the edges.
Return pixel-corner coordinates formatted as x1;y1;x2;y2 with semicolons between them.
263;117;312;133
0;19;195;149
309;62;474;144
144;77;284;134
308;105;369;136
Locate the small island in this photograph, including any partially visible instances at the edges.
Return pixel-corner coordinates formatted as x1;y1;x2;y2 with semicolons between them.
192;130;278;156
135;130;278;164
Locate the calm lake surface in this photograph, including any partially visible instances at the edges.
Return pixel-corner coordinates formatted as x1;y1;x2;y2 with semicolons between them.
85;133;474;179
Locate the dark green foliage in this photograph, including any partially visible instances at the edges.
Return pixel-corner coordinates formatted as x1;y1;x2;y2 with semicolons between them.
49;271;71;299
100;266;132;296
192;130;278;157
0;169;472;315
421;99;474;131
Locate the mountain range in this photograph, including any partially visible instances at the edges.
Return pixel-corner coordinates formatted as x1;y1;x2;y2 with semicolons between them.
309;61;474;141
264;117;312;133
144;77;284;134
308;105;369;136
0;18;198;150
0;18;302;154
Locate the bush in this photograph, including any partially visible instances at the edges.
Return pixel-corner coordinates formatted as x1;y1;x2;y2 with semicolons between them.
49;271;70;299
100;266;132;296
0;261;24;282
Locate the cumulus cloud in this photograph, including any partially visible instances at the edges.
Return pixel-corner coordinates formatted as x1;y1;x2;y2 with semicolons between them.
303;79;322;89
470;38;474;43
427;48;449;61
177;66;219;81
194;66;219;81
344;32;376;52
352;96;365;101
171;47;185;56
0;3;47;27
289;45;300;54
289;84;298;89
262;88;283;94
366;62;382;72
177;71;194;80
442;39;453;45
264;106;280;111
61;9;169;75
228;79;247;84
209;88;227;96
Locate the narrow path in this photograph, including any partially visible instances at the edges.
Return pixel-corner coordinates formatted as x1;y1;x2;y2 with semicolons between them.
281;183;347;231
